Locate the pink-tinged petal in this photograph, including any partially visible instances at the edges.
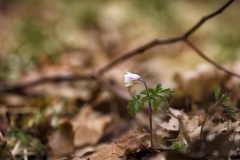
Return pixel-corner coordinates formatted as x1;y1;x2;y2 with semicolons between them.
124;71;141;87
128;74;140;81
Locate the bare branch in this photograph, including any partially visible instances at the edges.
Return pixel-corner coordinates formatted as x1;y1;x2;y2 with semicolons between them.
184;39;240;78
0;74;94;92
98;36;183;75
98;0;235;75
183;0;234;38
0;0;237;95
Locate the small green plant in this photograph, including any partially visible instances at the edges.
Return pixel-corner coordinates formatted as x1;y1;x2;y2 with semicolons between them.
7;127;43;155
124;72;176;148
7;127;29;146
170;142;186;152
127;83;176;116
214;86;238;119
200;86;238;146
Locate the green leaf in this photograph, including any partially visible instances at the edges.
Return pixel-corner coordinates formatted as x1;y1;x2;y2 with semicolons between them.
148;97;160;111
147;88;156;95
127;84;177;116
170;90;177;95
215;86;221;101
158;88;171;94
155;84;162;92
134;101;140;112
130;101;139;116
158;95;168;106
33;141;42;153
131;105;136;116
153;97;159;111
158;88;177;96
128;98;141;116
140;90;149;95
140;96;148;106
136;94;142;100
170;142;186;151
18;130;29;146
221;93;229;101
141;88;156;95
133;95;137;100
148;97;154;105
127;99;135;108
220;102;238;120
215;86;238;120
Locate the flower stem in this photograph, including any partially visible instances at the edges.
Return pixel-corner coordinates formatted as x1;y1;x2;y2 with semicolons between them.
140;79;153;149
200;97;222;147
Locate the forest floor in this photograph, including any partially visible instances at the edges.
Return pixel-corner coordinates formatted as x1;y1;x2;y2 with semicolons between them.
1;0;240;160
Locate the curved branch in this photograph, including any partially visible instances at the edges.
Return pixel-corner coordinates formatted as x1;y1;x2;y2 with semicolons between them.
98;0;235;75
98;36;183;75
184;39;240;78
183;0;234;38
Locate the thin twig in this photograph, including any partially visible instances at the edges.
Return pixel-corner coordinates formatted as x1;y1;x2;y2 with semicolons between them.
184;39;240;78
183;0;234;38
98;37;183;75
0;74;94;92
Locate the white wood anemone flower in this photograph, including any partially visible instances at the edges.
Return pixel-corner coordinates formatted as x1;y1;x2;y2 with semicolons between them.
124;72;141;87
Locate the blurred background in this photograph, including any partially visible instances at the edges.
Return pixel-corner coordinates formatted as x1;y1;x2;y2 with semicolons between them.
0;0;240;159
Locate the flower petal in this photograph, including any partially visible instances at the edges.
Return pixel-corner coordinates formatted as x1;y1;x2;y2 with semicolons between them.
125;84;132;87
124;71;141;87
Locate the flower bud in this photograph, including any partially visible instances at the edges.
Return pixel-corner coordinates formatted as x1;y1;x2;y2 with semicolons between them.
124;72;141;87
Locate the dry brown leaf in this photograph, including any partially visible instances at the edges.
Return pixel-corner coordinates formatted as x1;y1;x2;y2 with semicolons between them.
48;122;74;158
159;108;198;133
74;146;95;158
71;105;112;147
189;122;223;141
188;121;240;141
81;132;149;160
225;121;240;142
159;114;179;131
188;130;235;158
153;128;171;150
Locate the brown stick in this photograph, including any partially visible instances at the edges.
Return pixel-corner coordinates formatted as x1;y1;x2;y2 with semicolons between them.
98;37;183;75
0;74;94;92
184;39;240;78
